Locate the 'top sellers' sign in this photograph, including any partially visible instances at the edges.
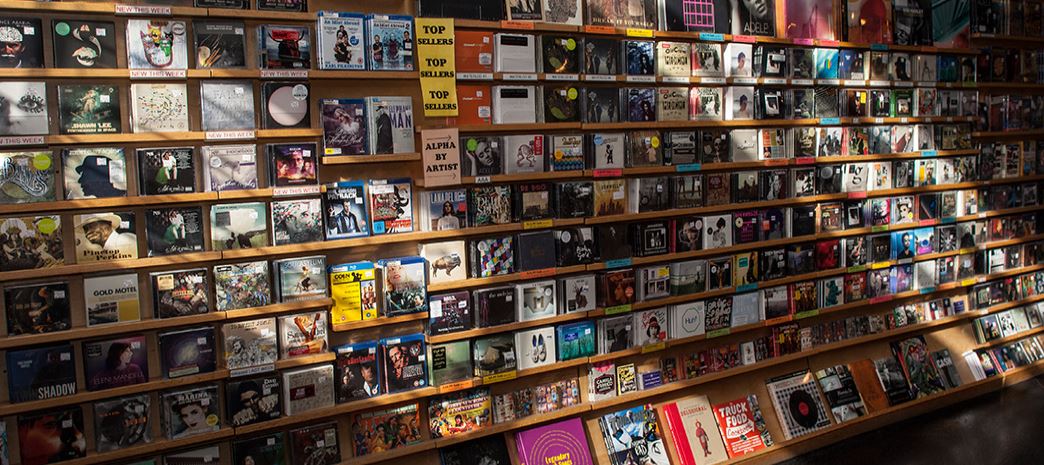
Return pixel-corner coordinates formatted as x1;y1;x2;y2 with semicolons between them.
415;18;458;117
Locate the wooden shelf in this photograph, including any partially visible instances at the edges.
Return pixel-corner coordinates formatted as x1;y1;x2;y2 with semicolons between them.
205;7;315;21
333;311;430;332
0;68;210;78
973;326;1044;350
0;251;222;282
971;33;1044;44
973;129;1044;138
417;170;583;187
455;18;579;33
0;192;220;215
273;352;336;371
209;70;419;79
347;441;438;465
426;265;588;292
323;153;422;165
234;387;439;435
0;0;116;13
223;298;332;320
0;312;224;351
427;311;589;344
59;429;235;465
0;370;229;417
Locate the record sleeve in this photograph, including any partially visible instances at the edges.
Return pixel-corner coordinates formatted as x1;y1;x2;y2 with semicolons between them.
193;20;247;68
583;87;621;123
585;0;657;28
202;144;258;191
73;211;137;263
734;0;776;36
137;147;195;195
94;394;151;452
428;388;493;438
765;370;832;440
51;19;117;68
272;256;326;304
542;35;580;74
259;24;310;69
278;311;329;359
421;240;467;284
262;81;310;130
0;82;48;135
268;142;318;189
473;333;517;376
271;198;323;245
461;135;503;175
0;151;54;204
214;260;272;311
199;80;256;131
0;215;63;272
210;202;268;250
0;18;43;68
290;423;341;465
158;326;216;378
351;403;422;456
145;207;204;257
57;84;120;134
232;433;286;465
4;281;70;335
161;385;221;439
83;335;148;391
125;19;188;69
222;318;278;372
17;407;86;463
5;344;76;403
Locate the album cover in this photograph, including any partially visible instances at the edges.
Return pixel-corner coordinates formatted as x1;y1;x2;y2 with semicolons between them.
222;318;277;372
199;81;256;131
57;84;120;135
17;407;86;464
0;18;42;68
727;44;753;78
83;335;148;391
367;96;415;154
93;394;151;452
51;19;117;68
439;435;512;465
125;19;188;70
704;296;732;332
73;211;136;263
541;35;579;74
469;185;513;226
143;207;203;257
283;364;335;415
593;179;626;216
586;0;657;28
3;281;70;336
210;202;268;250
158;326;216;379
273;256;327;304
161;385;221;439
259;24;310;69
765;370;831;439
657;87;689;121
5;344;76;403
429;388;493;438
726;86;754;120
232;433;286;465
813;365;866;424
261;82;310;130
814;48;839;79
366;15;414;71
276;311;328;361
0;82;48;136
369;178;413;234
544;0;583;24
201;144;257;192
352;403;422;456
734;0;776;35
134;147;194;196
890;336;946;397
270;198;322;246
289;423;340;465
317;12;365;70
193;20;247;68
0;151;54;204
214;260;272;311
625;87;657;122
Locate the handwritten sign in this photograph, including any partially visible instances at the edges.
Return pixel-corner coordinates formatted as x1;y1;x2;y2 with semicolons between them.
415;18;458;116
421;128;461;187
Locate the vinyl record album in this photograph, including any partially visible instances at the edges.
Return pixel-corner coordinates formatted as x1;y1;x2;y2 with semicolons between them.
788;389;821;428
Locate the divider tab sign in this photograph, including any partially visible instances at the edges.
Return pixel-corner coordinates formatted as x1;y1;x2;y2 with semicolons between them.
415;18;458;117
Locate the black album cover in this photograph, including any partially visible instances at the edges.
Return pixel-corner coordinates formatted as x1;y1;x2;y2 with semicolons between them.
146;207;205;256
596;224;632;261
555;181;593;218
193;20;247;68
583;38;619;75
0;18;43;68
51;19;117;68
93;394;151;452
158;326;217;378
151;268;209;319
582;86;620;123
233;433;286;465
262;82;311;129
517;231;557;271
473;286;515;328
543;84;580;123
226;375;280;427
6;343;77;403
734;0;775;36
555;227;597;266
4;282;71;335
138;147;196;195
542;35;580;73
440;434;512;465
631;221;669;257
57;84;121;134
18;407;86;463
381;333;427;393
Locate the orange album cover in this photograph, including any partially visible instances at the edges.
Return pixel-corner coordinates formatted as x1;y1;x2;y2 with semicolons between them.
456;84;492;125
455;30;494;73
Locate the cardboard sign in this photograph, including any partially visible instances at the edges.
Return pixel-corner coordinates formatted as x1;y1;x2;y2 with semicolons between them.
421;128;461;187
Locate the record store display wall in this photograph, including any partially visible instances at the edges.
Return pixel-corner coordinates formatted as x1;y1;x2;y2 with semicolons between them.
0;1;1043;465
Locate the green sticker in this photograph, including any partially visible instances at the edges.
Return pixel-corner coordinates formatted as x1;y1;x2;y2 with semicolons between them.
567;88;578;100
33;153;52;171
55;22;70;36
36;217;57;235
466;138;478;152
565;38;576;51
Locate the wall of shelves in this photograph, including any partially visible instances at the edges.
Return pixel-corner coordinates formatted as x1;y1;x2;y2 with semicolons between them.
0;1;1042;465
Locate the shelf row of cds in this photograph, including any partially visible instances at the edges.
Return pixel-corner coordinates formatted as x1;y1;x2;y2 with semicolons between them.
6;260;1043;465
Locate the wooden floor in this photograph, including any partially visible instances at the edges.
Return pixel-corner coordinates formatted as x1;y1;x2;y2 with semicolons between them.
780;375;1044;464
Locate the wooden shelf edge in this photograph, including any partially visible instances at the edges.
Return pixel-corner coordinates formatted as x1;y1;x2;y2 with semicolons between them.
223;298;333;320
334;311;430;332
322;153;422;165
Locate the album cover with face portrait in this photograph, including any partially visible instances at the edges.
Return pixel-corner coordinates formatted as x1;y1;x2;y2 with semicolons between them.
320;98;368;156
161;385;221;439
583;37;620;75
51;19;117;68
0;82;48;136
83;334;148;391
460;135;504;175
57;84;121;135
74;211;137;263
381;333;427;393
18;407;86;464
317;12;365;70
193;20;247;68
145;207;205;256
0;18;43;68
62;147;126;200
268;142;318;188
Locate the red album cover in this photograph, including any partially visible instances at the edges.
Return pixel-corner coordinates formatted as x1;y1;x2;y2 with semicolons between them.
455;84;492;126
455;30;494;73
815;239;841;270
844;272;867;302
